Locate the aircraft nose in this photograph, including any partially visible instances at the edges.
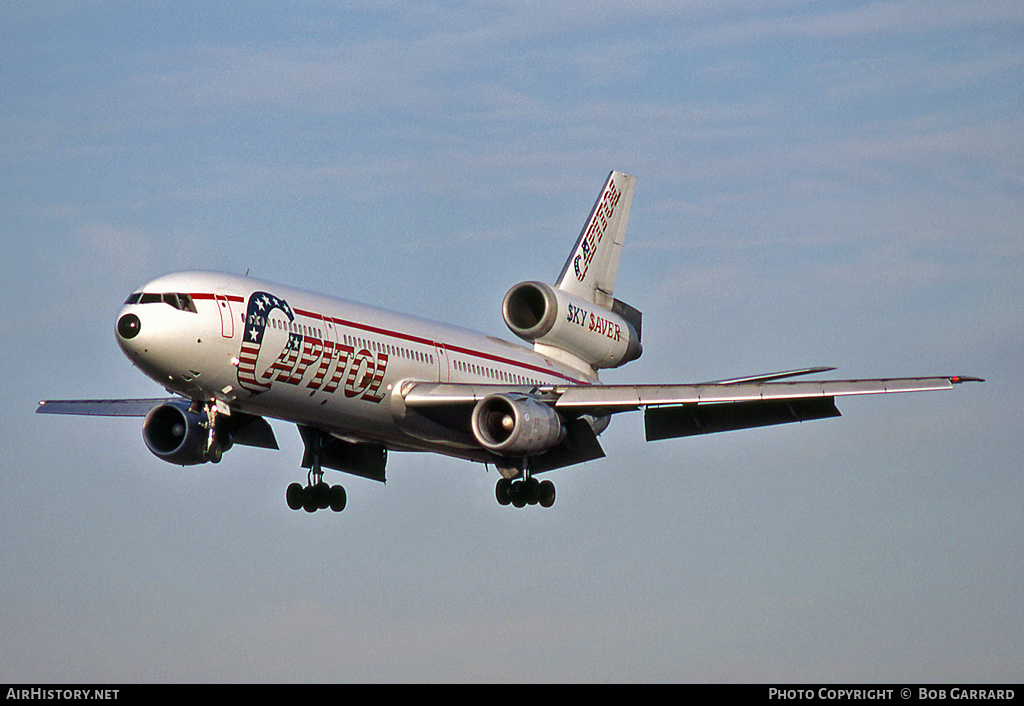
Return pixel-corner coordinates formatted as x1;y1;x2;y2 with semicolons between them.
117;313;141;340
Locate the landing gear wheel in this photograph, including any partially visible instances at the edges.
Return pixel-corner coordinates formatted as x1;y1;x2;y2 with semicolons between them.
539;480;556;508
314;482;331;510
510;481;527;508
207;441;223;464
495;478;512;506
524;477;540;505
286;482;304;510
302;488;319;513
328;485;347;513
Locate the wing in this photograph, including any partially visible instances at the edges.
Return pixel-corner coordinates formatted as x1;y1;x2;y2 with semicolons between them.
556;375;983;440
401;374;981;408
551;375;981;411
401;373;983;443
36;398;177;416
36;397;279;450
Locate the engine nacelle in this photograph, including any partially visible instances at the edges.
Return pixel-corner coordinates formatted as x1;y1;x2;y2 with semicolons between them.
502;281;642;369
142;401;209;465
471;394;565;457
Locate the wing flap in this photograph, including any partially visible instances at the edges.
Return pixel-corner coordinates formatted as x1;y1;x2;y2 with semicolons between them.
645;397;842;441
532;417;606;473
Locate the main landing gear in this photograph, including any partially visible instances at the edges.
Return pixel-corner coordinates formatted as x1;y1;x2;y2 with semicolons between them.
286;433;347;513
286;476;347;513
495;476;556;509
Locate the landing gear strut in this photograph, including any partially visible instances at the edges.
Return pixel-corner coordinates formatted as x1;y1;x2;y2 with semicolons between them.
193;399;230;463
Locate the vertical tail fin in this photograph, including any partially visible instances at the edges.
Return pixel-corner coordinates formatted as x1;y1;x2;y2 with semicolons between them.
503;170;642;375
555;170;636;309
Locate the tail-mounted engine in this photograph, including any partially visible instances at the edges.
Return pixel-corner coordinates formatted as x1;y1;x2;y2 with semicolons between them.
502;281;642;370
142;401;212;465
470;393;565;456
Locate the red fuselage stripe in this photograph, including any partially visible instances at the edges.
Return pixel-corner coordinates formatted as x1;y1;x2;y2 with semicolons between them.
190;292;587;385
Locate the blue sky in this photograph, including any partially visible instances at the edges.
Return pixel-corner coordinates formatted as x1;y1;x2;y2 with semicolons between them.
1;1;1020;682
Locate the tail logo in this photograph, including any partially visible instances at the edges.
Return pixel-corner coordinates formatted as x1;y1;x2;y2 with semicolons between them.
573;179;623;282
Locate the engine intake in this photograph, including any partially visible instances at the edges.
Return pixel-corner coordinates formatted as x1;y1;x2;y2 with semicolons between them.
503;281;641;370
471;394;565;457
143;401;209;465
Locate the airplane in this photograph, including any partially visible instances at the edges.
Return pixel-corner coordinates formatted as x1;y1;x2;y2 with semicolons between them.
37;170;982;513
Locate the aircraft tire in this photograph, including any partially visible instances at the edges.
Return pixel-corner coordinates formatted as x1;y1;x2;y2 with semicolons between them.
310;482;328;509
302;485;319;513
539;480;555;508
286;482;304;510
524;477;540;505
328;485;347;513
510;481;527;508
495;478;512;506
207;441;223;464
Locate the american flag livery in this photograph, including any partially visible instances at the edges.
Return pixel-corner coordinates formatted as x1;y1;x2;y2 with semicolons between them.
237;291;296;394
345;349;389;401
573;178;622;282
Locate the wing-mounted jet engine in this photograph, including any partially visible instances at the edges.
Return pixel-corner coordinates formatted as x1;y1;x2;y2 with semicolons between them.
142;400;218;465
140;399;278;466
470;392;566;455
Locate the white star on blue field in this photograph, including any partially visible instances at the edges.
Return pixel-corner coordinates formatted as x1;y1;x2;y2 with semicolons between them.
1;1;1020;682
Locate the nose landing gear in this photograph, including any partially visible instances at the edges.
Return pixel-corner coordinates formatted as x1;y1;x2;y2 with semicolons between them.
192;399;231;464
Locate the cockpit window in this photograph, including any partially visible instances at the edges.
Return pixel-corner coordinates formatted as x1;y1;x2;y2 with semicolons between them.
164;293;197;313
123;292;198;313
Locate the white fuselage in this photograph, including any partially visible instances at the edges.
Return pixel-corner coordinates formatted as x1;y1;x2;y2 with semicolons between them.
116;271;594;461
